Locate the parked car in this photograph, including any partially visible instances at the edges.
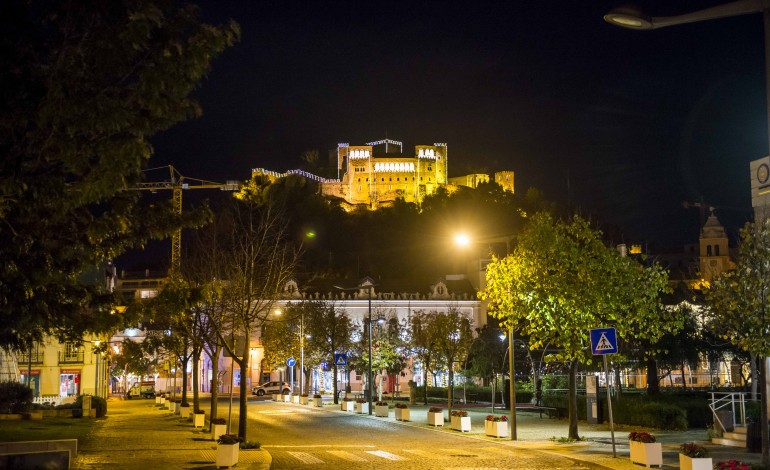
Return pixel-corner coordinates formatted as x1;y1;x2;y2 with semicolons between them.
252;381;291;396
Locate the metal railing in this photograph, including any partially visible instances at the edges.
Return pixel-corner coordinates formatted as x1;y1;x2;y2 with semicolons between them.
710;392;747;433
17;351;44;364
58;351;84;364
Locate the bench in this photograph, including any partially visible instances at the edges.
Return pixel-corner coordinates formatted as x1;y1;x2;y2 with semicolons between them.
515;405;563;419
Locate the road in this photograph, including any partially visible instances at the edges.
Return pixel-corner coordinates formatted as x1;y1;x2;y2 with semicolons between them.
242;399;599;469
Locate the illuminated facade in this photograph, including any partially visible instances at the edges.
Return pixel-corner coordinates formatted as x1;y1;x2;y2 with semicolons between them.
254;138;515;209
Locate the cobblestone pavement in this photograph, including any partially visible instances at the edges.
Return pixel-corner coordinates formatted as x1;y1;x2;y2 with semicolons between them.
74;397;270;470
72;395;766;469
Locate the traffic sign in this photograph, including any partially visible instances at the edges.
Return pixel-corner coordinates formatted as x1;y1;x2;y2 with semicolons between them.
334;353;347;366
286;357;296;367
590;328;618;355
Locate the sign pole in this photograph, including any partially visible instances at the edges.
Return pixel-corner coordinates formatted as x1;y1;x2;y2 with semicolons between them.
604;354;616;458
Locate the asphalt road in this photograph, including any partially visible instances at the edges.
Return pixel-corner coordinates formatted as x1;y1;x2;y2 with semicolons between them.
244;399;598;469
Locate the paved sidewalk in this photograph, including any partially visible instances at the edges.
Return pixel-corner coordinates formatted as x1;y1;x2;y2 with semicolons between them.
74;397;271;470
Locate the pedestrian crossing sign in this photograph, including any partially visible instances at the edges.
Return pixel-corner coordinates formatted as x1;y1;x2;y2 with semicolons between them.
334;353;347;366
590;328;618;355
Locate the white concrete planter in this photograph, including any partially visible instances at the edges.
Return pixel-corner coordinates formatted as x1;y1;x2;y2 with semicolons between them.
485;420;508;438
282;394;291;403
272;393;281;402
375;404;389;417
211;423;227;441
395;407;410;421
193;413;205;428
155;396;161;404
314;396;323;407
355;402;369;414
300;396;309;405
173;402;181;414
180;406;190;419
450;415;471;432
216;443;239;468
292;395;300;404
159;397;166;406
679;454;712;470
629;441;662;468
341;400;354;412
427;411;444;427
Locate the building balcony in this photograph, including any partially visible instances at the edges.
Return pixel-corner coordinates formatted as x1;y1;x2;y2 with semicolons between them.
58;351;84;364
17;352;44;364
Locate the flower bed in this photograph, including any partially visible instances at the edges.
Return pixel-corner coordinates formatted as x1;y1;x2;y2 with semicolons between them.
715;460;749;470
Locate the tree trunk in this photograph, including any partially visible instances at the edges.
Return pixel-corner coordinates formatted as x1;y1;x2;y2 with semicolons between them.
568;361;579;440
181;353;190;405
423;357;429;405
614;366;622;401
646;356;659;395
681;362;687;392
192;346;200;412
752;356;759;400
237;354;249;440
209;346;220;431
761;356;769;465
332;363;339;404
447;366;454;415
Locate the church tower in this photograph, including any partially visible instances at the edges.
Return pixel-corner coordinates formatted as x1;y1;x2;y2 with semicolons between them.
699;209;732;281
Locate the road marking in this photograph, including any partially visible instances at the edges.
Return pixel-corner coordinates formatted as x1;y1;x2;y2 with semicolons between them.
441;448;480;458
286;451;325;464
327;450;368;462
365;450;405;460
403;449;448;459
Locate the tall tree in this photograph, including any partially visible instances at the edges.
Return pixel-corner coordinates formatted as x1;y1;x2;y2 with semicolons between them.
429;308;474;413
305;301;354;403
0;0;239;350
707;220;770;464
202;194;299;440
481;212;673;439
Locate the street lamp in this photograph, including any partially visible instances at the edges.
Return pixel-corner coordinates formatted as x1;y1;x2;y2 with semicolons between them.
335;283;382;415
604;1;770;162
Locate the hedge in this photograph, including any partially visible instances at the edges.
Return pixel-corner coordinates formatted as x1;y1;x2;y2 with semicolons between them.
0;381;32;414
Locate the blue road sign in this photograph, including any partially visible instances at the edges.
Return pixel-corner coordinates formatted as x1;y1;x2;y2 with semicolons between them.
334;353;347;366
590;328;618;355
286;357;296;367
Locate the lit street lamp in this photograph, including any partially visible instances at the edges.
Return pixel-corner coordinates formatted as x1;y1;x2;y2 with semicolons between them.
604;1;770;163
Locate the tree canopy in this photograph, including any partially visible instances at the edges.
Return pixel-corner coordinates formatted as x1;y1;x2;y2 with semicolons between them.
0;0;239;350
481;212;673;438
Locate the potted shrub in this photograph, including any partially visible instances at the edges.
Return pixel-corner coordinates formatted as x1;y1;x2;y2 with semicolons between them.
374;401;389;417
313;394;323;407
450;410;471;432
216;434;241;468
355;398;369;414
300;394;310;405
341;397;355;412
179;402;191;419
193;409;205;428
628;432;662;467
679;442;711;470
211;417;227;441
427;407;444;427
394;403;410;421
715;460;749;470
484;414;508;438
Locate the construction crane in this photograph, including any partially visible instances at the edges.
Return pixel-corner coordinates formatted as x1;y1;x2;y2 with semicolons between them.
130;165;240;277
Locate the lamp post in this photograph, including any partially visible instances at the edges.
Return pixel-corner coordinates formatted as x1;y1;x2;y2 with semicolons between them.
604;1;770;165
335;283;381;415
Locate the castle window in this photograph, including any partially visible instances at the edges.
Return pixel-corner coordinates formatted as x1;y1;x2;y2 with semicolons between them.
358;178;361;182
382;178;385;182
715;245;720;256
366;178;369;182
428;166;432;171
420;177;423;181
397;178;400;181
706;245;712;256
389;178;392;182
428;178;431;182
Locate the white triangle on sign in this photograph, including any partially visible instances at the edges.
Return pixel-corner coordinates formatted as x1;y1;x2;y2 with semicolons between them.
596;332;614;350
336;357;345;365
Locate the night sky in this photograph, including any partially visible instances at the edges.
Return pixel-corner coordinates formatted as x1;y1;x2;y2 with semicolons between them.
150;0;767;250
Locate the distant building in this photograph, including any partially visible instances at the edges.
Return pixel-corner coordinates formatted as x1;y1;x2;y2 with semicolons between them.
751;156;770;221
253;138;514;209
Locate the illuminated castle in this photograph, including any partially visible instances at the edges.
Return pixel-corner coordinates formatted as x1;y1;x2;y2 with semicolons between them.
254;138;514;209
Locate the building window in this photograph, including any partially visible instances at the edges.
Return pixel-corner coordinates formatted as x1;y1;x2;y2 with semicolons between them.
428;166;432;171
358;178;361;182
706;245;712;256
715;245;720;256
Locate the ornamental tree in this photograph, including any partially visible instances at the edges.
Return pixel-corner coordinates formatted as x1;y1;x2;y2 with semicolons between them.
707;220;770;464
0;0;239;350
480;212;673;439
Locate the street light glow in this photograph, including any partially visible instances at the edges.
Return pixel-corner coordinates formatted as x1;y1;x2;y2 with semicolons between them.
454;233;471;247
